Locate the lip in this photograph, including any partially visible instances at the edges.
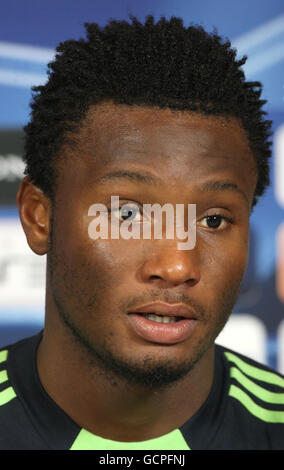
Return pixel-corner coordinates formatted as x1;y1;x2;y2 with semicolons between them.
128;301;197;319
127;302;198;344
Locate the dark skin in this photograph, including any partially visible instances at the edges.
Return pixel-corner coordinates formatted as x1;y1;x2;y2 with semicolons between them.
17;101;257;442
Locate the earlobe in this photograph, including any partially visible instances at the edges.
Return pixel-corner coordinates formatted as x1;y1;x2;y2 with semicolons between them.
16;176;51;256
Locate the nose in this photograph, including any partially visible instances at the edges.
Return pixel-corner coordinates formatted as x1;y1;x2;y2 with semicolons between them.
138;241;201;288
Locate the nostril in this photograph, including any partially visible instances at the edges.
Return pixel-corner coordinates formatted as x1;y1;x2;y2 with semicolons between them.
139;256;200;286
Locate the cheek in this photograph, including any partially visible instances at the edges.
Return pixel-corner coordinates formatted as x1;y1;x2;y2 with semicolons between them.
54;207;126;285
199;231;249;293
87;242;128;292
71;238;139;296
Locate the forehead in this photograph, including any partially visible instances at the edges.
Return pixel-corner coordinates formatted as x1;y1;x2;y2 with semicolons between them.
61;101;257;193
78;101;252;150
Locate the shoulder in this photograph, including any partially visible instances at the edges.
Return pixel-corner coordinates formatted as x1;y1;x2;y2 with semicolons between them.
214;343;284;449
0;338;21;408
0;339;25;448
216;343;284;387
0;341;17;411
0;334;46;449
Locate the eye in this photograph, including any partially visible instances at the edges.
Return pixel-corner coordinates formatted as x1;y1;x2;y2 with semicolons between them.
199;214;233;230
112;203;142;222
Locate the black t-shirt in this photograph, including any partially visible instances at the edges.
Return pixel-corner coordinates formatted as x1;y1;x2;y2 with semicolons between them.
0;331;283;450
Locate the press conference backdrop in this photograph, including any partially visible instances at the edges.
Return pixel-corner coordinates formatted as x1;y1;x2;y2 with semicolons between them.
0;0;284;371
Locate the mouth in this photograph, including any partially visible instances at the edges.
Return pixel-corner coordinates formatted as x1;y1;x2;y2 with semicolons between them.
127;302;198;344
128;301;196;321
132;313;185;324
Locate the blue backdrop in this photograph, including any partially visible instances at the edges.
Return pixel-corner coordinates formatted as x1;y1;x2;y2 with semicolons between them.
0;0;283;370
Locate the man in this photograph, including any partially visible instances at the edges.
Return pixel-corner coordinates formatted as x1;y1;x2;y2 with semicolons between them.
0;15;283;450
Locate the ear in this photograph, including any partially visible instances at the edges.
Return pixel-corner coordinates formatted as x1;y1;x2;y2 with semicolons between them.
16;176;51;255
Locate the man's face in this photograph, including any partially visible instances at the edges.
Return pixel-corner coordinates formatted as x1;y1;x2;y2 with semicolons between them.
47;102;257;389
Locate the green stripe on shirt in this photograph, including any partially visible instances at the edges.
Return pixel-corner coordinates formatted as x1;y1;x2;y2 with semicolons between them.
224;351;284;388
229;384;284;423
0;350;8;364
0;370;8;385
0;386;16;406
230;367;284;404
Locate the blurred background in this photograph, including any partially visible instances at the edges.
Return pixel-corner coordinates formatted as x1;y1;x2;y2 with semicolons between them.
0;0;283;370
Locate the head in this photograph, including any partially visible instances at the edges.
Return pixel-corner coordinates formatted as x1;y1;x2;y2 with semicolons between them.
18;15;272;390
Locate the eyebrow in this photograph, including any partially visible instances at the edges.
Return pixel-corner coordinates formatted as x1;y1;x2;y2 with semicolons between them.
97;170;161;185
97;171;248;203
200;180;248;203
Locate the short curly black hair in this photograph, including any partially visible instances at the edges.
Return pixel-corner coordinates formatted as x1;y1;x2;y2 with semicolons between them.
23;14;272;207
